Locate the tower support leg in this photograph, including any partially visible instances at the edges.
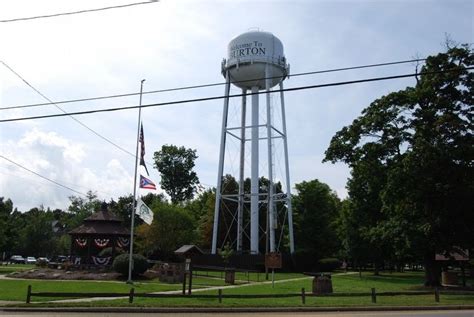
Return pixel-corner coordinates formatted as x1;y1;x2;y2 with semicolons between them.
237;89;247;252
211;72;231;254
266;65;276;253
279;81;295;254
250;85;260;254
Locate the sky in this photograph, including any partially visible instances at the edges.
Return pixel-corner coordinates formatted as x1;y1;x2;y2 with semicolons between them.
0;0;472;212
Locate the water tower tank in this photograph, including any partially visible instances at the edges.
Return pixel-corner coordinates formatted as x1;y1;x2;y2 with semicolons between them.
223;31;289;90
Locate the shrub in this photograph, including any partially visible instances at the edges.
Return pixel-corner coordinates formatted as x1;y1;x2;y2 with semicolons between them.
113;254;149;276
318;258;341;272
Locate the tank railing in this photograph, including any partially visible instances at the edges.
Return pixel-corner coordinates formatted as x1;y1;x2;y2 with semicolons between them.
227;56;287;67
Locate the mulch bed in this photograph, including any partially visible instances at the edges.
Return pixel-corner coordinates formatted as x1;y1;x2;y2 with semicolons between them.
7;268;122;281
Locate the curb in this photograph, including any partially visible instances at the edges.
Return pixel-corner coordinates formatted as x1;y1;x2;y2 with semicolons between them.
2;305;474;313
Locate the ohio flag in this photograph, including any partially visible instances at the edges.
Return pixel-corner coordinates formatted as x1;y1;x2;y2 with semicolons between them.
139;175;156;190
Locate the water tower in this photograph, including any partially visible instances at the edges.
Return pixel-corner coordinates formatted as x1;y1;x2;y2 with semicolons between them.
211;30;295;255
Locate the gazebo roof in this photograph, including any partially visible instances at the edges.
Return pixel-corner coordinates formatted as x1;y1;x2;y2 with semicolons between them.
174;244;204;256
69;202;130;236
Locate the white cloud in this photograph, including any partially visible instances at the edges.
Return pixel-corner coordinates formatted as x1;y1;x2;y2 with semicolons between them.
0;0;471;210
0;128;137;210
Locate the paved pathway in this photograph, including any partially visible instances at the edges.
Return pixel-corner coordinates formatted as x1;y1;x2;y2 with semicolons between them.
46;272;357;304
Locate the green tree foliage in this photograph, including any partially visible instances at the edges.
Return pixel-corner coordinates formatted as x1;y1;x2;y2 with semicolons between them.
292;179;341;261
108;194;134;228
184;188;216;249
0;199;71;258
153;145;200;204
141;201;197;258
18;207;56;256
0;198;14;257
65;191;101;230
324;45;473;285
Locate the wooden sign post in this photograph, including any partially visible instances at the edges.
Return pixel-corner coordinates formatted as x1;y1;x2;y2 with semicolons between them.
265;252;282;288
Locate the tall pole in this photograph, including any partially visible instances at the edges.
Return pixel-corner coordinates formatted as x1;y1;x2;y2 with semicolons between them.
127;79;145;284
250;85;260;254
211;72;231;254
279;81;295;253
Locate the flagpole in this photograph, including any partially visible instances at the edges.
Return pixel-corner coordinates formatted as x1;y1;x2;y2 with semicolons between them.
127;79;146;284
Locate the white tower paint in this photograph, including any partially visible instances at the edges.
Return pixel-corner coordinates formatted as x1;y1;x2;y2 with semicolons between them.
211;30;294;255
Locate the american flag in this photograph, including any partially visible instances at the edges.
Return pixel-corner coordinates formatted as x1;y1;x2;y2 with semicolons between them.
139;123;149;175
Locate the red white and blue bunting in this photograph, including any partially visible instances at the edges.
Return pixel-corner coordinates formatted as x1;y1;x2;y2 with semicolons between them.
92;256;111;266
75;238;87;248
94;238;109;248
117;237;130;248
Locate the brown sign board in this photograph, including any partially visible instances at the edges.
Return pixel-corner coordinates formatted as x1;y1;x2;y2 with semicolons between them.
265;252;282;269
435;249;469;261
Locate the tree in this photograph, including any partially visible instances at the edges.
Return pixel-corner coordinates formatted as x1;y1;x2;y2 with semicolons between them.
18;207;56;256
324;44;473;285
65;191;101;230
153;145;200;204
138;201;197;258
184;188;216;249
0;198;14;257
107;194;134;228
292;179;341;261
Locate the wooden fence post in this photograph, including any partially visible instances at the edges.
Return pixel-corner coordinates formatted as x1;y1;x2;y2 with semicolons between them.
371;288;376;303
182;272;187;295
301;287;306;304
26;285;32;304
188;269;193;295
129;287;135;304
435;288;440;303
218;289;222;303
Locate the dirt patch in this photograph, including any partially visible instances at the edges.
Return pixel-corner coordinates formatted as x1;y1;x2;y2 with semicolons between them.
7;268;122;281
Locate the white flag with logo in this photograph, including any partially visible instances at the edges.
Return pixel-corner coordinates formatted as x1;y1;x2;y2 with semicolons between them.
137;198;153;225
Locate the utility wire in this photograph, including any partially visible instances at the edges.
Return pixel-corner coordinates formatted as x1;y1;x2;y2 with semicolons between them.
1;61;139;160
0;58;426;111
0;0;158;23
0;154;87;196
0;167;114;197
1;67;470;123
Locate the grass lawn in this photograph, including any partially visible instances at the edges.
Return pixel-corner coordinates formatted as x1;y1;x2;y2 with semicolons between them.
3;271;474;307
0;278;183;302
192;269;303;282
0;264;35;275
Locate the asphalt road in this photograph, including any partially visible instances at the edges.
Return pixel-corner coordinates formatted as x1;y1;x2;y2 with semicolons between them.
1;310;474;317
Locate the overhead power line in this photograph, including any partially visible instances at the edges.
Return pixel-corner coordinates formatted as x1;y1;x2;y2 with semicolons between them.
0;0;158;23
1;61;139;161
0;154;87;196
0;166;114;197
0;58;426;111
1;67;470;123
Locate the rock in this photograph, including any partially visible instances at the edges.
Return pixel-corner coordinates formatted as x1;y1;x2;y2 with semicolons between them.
312;275;333;294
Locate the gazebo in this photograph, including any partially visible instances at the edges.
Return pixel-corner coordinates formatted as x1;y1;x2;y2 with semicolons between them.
69;202;130;267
